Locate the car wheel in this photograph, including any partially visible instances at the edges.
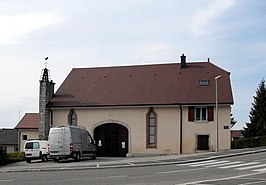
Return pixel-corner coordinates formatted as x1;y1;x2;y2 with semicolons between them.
41;155;48;162
92;152;96;160
26;159;31;163
53;158;59;162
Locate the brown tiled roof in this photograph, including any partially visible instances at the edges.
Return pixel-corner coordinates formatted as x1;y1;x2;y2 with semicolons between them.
15;113;39;129
49;62;234;108
231;130;244;138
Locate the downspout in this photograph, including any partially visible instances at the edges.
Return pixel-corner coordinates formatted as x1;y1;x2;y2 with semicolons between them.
179;104;183;154
49;108;53;128
17;129;21;152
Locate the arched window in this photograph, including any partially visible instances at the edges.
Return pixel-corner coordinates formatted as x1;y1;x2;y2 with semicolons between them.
68;109;77;126
146;108;157;148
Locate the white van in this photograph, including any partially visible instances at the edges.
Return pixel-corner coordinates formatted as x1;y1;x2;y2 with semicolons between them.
48;126;97;162
24;140;49;163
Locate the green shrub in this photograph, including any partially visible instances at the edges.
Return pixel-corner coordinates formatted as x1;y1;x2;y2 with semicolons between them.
7;152;24;160
231;135;266;149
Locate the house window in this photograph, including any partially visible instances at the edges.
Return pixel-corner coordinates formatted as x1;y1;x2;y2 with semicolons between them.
68;109;77;126
188;106;214;122
146;108;157;148
22;135;27;140
195;107;207;121
199;80;209;86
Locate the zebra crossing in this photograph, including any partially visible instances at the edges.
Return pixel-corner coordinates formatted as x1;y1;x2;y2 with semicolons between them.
177;159;266;172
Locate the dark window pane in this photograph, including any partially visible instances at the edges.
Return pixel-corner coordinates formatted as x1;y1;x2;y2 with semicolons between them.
199;80;209;86
196;108;201;120
25;142;33;149
23;135;27;140
202;108;207;120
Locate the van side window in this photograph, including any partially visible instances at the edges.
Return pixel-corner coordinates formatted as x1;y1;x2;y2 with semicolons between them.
33;142;40;149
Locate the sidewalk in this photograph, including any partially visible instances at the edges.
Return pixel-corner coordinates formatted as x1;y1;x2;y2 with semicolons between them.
1;147;266;173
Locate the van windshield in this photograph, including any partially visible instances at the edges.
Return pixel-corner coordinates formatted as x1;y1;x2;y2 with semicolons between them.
25;142;40;149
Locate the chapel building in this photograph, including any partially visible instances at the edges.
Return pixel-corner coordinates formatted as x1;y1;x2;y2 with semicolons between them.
39;54;234;157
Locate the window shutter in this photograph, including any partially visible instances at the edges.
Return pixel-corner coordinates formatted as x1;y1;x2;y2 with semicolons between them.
208;107;214;121
188;107;195;122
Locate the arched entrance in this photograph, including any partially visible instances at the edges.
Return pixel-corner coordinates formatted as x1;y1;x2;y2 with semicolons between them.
94;123;128;157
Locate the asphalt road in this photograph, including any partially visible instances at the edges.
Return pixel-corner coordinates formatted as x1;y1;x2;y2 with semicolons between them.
0;152;266;185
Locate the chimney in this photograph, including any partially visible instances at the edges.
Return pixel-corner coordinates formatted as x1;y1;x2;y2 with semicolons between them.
180;54;186;69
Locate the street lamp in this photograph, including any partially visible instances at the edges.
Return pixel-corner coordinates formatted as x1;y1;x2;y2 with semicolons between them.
215;75;222;152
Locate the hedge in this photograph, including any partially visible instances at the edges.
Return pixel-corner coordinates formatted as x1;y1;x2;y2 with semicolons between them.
231;135;266;149
8;152;24;160
0;149;24;166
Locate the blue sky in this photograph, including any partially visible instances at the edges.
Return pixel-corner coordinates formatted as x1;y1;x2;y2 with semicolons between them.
0;0;265;130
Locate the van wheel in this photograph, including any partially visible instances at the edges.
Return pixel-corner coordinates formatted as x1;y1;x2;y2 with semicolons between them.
41;155;48;162
53;159;59;162
26;159;31;163
92;153;96;160
75;153;80;161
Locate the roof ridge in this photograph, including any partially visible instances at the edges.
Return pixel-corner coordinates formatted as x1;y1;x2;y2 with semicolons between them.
72;61;210;70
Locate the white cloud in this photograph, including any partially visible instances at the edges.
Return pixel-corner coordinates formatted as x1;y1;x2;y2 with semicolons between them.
191;0;236;36
0;11;66;45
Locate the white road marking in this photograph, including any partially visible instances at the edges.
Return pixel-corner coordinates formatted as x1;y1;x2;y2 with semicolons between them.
156;167;206;175
237;164;266;170
219;162;260;169
175;171;266;185
207;161;241;167
0;180;14;182
253;168;266;172
238;180;266;185
177;160;217;166
190;160;229;167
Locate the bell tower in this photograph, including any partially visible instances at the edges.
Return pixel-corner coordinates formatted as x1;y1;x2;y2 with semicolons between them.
39;57;55;139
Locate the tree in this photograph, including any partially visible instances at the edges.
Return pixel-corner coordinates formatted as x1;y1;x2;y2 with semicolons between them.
243;79;266;137
230;113;237;128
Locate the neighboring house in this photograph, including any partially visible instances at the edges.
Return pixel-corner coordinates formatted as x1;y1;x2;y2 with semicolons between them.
231;130;244;141
39;54;233;157
0;129;18;153
15;113;39;151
